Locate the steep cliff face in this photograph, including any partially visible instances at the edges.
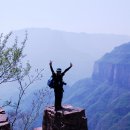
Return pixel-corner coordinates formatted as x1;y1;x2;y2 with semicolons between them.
92;42;130;89
64;42;130;130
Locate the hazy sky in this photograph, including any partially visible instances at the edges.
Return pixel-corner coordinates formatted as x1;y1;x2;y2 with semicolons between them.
0;0;130;35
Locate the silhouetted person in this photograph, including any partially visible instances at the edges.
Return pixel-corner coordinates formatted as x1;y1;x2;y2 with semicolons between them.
49;61;72;111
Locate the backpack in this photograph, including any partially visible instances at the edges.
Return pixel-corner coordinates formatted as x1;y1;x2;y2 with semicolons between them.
47;76;54;88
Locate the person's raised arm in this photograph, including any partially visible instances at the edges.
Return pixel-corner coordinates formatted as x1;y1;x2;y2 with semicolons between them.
62;63;73;75
49;61;55;74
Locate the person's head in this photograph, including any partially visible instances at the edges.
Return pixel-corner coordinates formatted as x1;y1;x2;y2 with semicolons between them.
56;68;62;75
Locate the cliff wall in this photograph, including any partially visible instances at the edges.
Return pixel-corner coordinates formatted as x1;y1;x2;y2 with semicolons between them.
92;42;130;89
92;62;130;88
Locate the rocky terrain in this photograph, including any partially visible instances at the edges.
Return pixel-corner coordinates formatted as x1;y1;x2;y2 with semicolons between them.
42;105;88;130
64;42;130;130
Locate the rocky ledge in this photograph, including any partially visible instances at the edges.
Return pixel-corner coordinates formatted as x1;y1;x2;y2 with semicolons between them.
42;105;88;130
0;108;10;130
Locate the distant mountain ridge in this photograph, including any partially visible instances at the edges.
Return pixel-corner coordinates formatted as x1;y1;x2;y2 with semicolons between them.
2;28;129;95
64;42;130;130
13;28;130;84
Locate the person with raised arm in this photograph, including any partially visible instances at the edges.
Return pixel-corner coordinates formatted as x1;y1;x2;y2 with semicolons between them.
49;61;73;111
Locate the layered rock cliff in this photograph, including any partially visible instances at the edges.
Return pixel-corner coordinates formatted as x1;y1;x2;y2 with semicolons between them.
92;42;130;88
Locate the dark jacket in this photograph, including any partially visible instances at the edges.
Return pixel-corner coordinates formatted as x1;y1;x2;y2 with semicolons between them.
50;64;71;92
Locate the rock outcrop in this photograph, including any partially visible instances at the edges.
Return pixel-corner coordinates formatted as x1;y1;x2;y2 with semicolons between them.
0;108;10;130
42;105;88;130
92;42;130;88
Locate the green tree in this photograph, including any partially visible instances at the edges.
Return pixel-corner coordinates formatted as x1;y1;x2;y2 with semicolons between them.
0;32;28;84
0;32;48;130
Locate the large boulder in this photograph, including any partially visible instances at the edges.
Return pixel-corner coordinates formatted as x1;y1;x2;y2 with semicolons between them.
42;105;88;130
